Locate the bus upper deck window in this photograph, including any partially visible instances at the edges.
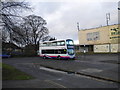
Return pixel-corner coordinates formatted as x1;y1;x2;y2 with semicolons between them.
61;41;65;46
57;42;61;46
52;42;57;46
48;43;52;46
42;43;47;47
66;40;74;45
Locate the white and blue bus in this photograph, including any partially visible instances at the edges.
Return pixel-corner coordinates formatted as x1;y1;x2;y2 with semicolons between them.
38;39;75;59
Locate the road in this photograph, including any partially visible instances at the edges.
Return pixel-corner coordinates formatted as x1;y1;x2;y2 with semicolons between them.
2;54;119;88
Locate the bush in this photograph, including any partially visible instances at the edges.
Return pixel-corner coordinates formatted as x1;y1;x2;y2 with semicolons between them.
23;45;37;57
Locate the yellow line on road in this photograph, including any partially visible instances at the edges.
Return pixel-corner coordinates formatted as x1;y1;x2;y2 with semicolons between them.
45;80;67;88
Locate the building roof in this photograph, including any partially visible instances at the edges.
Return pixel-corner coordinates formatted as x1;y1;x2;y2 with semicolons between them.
2;42;21;49
79;24;119;31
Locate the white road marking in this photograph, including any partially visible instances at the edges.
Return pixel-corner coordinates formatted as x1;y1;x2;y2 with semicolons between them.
39;67;66;74
81;68;103;73
45;80;66;88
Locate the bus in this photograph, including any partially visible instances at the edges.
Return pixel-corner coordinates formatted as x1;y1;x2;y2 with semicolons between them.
38;39;75;59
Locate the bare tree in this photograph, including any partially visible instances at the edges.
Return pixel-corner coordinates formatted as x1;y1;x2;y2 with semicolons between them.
10;14;50;55
42;35;52;42
1;1;52;56
0;1;31;43
22;15;49;46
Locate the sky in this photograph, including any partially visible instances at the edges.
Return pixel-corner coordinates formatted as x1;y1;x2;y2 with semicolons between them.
24;0;119;44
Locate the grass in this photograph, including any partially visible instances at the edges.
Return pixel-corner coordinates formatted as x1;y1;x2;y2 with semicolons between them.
2;63;34;80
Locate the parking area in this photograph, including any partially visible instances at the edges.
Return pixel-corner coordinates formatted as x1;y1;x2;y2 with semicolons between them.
2;54;119;88
3;54;119;82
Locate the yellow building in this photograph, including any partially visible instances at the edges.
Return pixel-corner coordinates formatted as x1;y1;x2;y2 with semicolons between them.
78;24;120;53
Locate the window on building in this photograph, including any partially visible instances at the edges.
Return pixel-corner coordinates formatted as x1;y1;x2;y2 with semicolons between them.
93;32;99;40
87;33;93;41
87;32;99;41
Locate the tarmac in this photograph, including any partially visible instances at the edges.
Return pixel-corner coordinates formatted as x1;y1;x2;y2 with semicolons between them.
2;53;120;88
34;59;119;83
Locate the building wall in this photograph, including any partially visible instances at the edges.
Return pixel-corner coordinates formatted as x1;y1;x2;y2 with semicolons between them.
111;44;119;52
78;24;119;45
109;24;120;44
78;24;120;53
94;44;110;52
78;26;110;45
94;44;120;53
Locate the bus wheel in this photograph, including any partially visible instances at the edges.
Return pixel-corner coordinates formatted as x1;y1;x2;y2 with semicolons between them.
57;56;61;60
43;56;46;59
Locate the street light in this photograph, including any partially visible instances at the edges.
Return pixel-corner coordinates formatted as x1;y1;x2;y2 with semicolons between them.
77;22;80;31
106;13;110;26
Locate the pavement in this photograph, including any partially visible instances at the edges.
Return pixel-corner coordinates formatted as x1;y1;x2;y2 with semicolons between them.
2;53;120;88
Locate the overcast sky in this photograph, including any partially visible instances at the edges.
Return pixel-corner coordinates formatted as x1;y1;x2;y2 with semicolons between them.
25;0;119;44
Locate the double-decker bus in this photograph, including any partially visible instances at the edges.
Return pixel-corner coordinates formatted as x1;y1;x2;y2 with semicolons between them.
38;39;75;59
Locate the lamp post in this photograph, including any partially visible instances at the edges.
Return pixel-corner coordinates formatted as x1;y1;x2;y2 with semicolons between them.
77;22;80;31
106;13;110;26
83;44;86;60
77;22;80;52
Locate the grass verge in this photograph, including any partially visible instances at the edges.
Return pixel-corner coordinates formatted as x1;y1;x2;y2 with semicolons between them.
2;63;34;80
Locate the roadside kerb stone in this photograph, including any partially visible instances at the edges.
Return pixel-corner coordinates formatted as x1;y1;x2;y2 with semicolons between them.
39;64;119;83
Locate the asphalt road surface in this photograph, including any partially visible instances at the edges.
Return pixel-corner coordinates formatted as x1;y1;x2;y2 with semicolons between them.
2;54;119;88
